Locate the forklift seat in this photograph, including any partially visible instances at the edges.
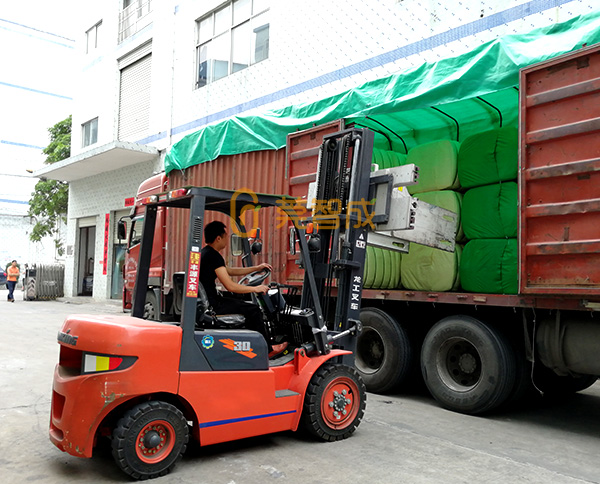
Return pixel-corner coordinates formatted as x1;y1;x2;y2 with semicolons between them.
197;284;246;328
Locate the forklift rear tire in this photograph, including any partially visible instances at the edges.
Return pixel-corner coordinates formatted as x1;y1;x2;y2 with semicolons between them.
301;363;366;441
112;401;189;480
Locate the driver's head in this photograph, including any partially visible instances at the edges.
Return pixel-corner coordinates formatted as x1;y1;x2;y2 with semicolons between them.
204;221;227;247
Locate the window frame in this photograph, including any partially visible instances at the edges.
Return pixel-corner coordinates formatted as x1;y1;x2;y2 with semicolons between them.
195;0;270;89
82;118;99;148
85;21;102;54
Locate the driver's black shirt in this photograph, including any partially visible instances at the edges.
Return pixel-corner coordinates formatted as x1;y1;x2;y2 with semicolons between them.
200;245;225;305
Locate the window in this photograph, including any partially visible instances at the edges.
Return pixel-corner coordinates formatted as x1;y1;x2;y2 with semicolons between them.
129;215;144;246
119;0;152;43
85;21;102;54
196;0;269;88
82;118;98;147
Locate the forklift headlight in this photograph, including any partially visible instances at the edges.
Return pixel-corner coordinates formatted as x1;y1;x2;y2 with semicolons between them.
81;352;137;375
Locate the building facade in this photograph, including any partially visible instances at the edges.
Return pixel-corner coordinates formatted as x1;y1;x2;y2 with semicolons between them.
0;11;74;269
36;0;597;299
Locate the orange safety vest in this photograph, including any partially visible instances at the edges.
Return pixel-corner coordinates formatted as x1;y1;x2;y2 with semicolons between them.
7;266;19;282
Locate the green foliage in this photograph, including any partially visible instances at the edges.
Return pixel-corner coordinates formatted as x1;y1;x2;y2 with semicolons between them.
42;116;72;163
28;115;71;255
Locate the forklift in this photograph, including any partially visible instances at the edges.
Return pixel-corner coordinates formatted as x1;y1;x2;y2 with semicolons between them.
49;128;457;479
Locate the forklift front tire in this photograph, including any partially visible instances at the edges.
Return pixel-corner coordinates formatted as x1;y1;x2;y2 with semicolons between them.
112;401;189;480
301;363;366;442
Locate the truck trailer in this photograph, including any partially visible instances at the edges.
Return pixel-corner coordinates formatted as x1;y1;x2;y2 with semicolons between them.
121;44;600;416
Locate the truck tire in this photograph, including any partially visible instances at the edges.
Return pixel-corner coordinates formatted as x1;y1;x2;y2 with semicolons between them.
112;401;189;480
143;290;159;321
355;308;413;393
421;315;516;415
301;363;366;441
533;366;598;397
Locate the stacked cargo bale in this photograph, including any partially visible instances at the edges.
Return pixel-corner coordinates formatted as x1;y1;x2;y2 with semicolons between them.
363;245;402;289
458;126;519;294
400;140;463;292
364;148;407;289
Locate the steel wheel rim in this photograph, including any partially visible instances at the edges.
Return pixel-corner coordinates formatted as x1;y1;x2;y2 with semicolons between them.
321;377;360;430
355;327;384;375
436;336;481;392
135;420;176;464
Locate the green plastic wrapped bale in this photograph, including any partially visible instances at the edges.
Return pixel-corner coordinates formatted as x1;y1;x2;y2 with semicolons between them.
401;244;462;292
462;182;518;239
457;126;518;188
372;148;407;170
415;190;464;242
460;239;518;294
406;140;461;194
364;246;401;289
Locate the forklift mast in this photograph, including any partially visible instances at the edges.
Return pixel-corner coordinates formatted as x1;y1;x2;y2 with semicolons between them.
298;128;374;355
296;127;458;356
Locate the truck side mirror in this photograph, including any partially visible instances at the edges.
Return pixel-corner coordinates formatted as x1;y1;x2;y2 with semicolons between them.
230;234;243;257
117;220;127;241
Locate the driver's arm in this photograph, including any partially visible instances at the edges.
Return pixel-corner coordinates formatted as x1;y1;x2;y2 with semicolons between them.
215;266;268;294
226;262;272;277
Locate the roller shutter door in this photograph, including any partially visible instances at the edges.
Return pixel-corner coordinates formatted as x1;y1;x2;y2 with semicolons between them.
118;53;152;141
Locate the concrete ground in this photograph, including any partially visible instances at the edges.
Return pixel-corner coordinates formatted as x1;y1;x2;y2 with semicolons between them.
1;288;600;483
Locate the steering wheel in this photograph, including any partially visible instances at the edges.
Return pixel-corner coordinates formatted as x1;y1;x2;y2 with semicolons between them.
239;267;271;286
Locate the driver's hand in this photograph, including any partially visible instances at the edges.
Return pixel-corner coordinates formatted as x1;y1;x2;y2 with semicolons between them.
253;284;269;294
256;263;273;272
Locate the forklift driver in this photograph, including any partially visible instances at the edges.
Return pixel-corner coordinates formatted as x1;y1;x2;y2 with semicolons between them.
200;221;288;357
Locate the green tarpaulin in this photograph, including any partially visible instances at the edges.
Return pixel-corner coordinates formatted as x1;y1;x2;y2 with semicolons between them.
461;238;519;294
458;127;518;188
462;182;518;239
165;11;600;174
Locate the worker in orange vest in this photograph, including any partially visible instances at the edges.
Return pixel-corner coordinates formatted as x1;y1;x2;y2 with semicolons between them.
7;260;20;302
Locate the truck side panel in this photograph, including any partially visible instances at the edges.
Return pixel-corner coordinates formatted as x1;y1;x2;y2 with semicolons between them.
167;149;288;283
520;44;600;295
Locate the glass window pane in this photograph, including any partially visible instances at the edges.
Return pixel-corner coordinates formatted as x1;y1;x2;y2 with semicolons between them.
211;33;230;82
233;0;251;24
198;15;213;44
86;30;92;54
214;5;231;34
95;23;101;48
90;118;98;144
197;41;209;87
232;21;250;73
252;0;269;15
251;11;269;64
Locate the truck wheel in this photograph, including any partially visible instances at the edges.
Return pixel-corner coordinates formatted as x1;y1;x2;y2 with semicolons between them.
533;366;598;397
143;290;158;320
112;401;189;480
421;316;515;415
355;308;413;393
301;363;366;442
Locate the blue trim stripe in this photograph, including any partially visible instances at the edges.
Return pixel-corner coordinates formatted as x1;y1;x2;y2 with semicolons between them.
165;0;575;139
0;81;72;100
0;18;75;43
0;23;75;49
199;410;297;429
0;199;29;205
1;140;45;150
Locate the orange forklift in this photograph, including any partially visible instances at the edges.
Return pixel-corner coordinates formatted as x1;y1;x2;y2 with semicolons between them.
49;128;380;479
